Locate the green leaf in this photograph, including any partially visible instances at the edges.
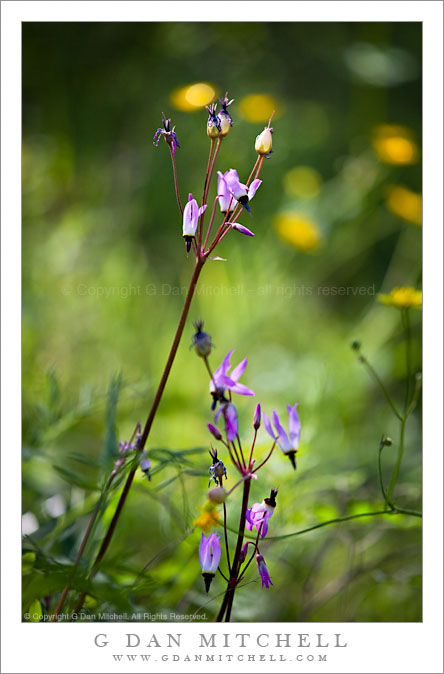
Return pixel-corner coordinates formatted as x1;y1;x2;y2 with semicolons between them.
27;599;43;622
53;464;99;491
102;372;122;468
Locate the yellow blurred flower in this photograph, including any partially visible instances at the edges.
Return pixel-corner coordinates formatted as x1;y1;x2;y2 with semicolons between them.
372;125;419;165
193;502;220;532
385;185;422;226
171;82;216;111
274;211;322;252
378;287;422;309
284;166;322;198
239;94;278;123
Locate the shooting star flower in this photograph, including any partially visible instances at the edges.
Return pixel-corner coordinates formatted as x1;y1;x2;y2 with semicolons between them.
264;404;301;470
183;193;207;253
256;553;273;589
246;489;278;538
199;532;221;592
209;349;255;407
223;169;262;213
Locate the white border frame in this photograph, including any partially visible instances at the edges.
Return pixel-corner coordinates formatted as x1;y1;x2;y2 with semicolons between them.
2;2;442;673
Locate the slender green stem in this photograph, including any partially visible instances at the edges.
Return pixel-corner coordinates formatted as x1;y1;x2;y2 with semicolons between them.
358;354;403;421
230;507;422;542
386;417;406;503
386;309;413;503
403;309;413;411
378;440;393;509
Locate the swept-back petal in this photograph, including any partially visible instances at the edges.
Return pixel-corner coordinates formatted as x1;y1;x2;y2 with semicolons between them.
248;179;262;201
263;413;277;442
272;410;291;452
212;349;234;382
287;403;301;447
229;382;255;396
230;358;247;382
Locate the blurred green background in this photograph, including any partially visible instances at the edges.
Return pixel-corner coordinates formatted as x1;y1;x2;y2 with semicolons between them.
22;22;422;622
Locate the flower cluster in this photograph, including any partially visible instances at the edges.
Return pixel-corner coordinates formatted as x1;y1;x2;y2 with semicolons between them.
193;332;302;612
153;92;274;258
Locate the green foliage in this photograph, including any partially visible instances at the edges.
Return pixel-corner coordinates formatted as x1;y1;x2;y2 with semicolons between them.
22;22;421;622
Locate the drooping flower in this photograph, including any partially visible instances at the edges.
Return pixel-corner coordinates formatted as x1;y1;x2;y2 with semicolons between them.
153;115;180;155
182;193;207;253
217;170;235;214
253;403;261;430
208;447;227;487
199;531;221;592
217;92;234;137
209;349;255;406
214;401;238;443
256;553;273;589
246;488;278;538
206;103;222;139
255;125;273;157
190;320;213;357
264;404;301;469
223;169;262;213
377;287;422;310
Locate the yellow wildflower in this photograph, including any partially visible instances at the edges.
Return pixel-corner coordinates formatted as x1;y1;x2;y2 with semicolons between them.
239;94;279;123
385;185;422;226
171;83;216;111
193;502;220;532
378;287;422;309
371;125;419;165
274;211;322;252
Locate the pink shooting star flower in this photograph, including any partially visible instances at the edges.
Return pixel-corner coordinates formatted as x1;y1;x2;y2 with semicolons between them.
199;531;221;593
263;403;301;470
182;193;207;253
246;488;278;538
256;553;273;589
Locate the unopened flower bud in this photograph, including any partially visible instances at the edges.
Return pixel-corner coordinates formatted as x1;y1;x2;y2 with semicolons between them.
191;320;213;357
231;222;255;237
217;92;234;137
239;542;249;565
253;403;261;430
206;103;221;139
255;126;273;156
208;486;227;504
379;435;393;449
207;423;222;441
